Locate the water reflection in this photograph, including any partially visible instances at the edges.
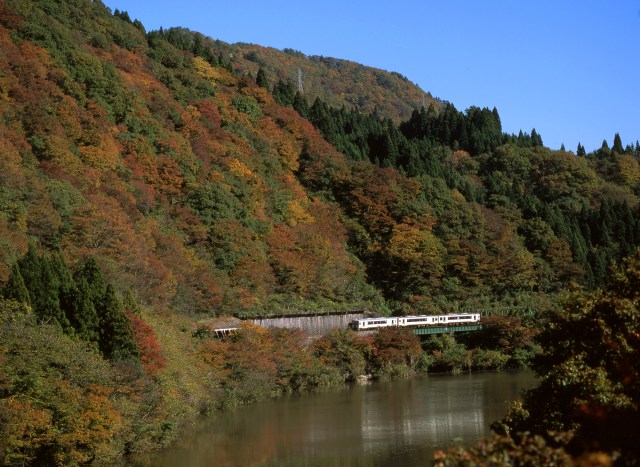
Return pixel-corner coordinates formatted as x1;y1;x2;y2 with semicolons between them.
131;371;535;467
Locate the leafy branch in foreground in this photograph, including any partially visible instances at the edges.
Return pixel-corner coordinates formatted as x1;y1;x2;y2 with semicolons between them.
436;250;640;465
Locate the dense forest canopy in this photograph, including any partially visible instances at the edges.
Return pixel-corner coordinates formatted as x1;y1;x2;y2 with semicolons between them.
0;0;639;464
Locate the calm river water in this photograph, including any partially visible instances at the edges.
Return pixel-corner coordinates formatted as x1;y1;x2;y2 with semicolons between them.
133;371;536;467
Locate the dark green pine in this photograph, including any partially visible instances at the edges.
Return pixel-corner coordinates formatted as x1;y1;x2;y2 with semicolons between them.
531;128;542;147
50;252;75;300
3;263;31;306
272;79;296;107
38;256;71;331
255;67;269;88
293;91;309;119
17;243;43;299
98;284;139;362
74;256;106;304
612;132;624;154
64;278;100;347
15;245;69;328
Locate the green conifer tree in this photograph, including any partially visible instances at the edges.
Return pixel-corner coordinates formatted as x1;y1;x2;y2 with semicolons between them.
598;139;611;158
272;79;296;107
3;264;31;306
74;256;106;304
38;256;71;331
65;278;100;346
50;253;75;298
491;107;502;133
293;91;309;119
17;244;43;297
531;128;543;147
14;245;69;329
255;67;268;88
98;284;139;362
612;132;624;154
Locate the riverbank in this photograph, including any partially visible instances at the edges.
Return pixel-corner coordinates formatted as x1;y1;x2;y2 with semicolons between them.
0;307;537;465
196;318;537;411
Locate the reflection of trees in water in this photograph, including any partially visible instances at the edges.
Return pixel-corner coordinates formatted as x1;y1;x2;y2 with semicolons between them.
142;372;535;466
358;376;486;450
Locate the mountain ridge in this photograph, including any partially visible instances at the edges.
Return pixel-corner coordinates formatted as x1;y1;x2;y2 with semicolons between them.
154;26;438;122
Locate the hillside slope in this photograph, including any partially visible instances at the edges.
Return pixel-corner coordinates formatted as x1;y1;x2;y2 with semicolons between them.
0;0;383;316
1;0;640;320
1;0;639;324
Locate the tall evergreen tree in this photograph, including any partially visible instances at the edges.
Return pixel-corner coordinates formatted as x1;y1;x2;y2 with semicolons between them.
38;256;71;330
612;132;624;154
65;278;100;346
74;256;106;304
17;244;43;299
599;139;611;158
255;67;268;88
491;107;502;133
293;91;309;119
3;264;31;306
272;79;296;107
50;252;75;298
517;130;526;147
98;284;139;362
531;128;543;147
309;97;338;141
14;245;68;328
577;142;586;156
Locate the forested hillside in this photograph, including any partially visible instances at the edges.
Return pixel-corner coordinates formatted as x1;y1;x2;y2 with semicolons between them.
1;0;640;464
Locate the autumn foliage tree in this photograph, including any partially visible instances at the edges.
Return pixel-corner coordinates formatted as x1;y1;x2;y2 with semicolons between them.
370;327;422;377
127;311;167;375
492;251;640;464
312;329;371;381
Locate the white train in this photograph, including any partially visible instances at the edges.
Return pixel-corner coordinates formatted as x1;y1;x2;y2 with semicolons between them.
348;313;480;331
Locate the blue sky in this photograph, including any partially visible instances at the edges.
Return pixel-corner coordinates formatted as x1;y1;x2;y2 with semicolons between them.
104;0;640;153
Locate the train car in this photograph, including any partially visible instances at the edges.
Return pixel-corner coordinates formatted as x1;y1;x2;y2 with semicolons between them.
349;313;480;331
397;315;436;326
442;313;480;324
348;317;397;331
